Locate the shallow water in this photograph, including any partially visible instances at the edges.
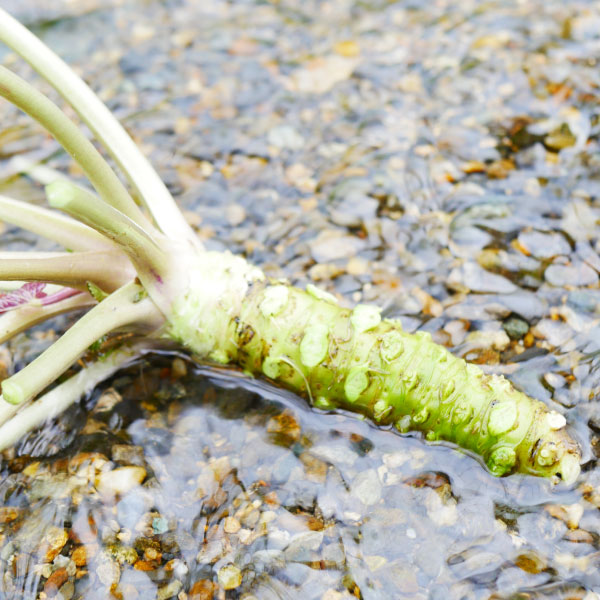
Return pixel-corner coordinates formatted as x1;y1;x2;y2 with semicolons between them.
2;0;600;598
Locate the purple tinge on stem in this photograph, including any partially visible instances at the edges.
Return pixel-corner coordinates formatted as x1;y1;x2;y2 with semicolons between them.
41;287;81;306
150;268;163;284
0;282;47;313
0;283;82;313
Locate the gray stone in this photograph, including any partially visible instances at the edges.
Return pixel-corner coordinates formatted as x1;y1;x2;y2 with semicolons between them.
351;469;382;506
449;262;517;294
268;125;305;150
545;260;599;287
518;230;570;259
503;316;529;340
284;531;324;562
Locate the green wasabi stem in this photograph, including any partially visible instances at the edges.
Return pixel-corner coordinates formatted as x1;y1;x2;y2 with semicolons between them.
0;340;154;449
0;66;152;230
86;281;109;302
0;7;200;249
45;181;163;269
1;282;163;405
45;180;182;316
0;194;113;252
165;256;581;484
306;283;338;305
0;291;95;345
0;250;133;291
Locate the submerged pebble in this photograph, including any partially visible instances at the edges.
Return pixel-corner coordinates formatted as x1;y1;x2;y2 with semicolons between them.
2;0;600;599
217;564;242;590
96;466;147;497
545;260;599;287
351;469;382;506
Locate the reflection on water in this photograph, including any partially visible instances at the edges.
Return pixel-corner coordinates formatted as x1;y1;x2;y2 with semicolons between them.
0;354;597;599
1;0;600;597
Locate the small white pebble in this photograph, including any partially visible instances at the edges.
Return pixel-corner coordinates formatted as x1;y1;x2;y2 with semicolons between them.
223;517;241;534
547;411;566;430
238;528;253;544
171;559;189;578
406;528;416;539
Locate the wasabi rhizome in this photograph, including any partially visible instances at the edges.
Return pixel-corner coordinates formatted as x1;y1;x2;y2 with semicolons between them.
0;8;581;483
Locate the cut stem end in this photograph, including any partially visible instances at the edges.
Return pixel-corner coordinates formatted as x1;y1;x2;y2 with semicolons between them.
2;381;24;405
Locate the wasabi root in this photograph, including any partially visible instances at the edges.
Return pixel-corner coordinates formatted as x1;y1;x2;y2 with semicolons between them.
165;253;581;483
0;8;581;484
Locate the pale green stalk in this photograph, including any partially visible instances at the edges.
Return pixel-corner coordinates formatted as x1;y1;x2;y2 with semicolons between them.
1;282;163;405
0;65;152;229
6;155;67;185
0;194;113;252
0;341;151;449
0;291;94;345
0;7;201;249
0;250;132;291
45;181;173;303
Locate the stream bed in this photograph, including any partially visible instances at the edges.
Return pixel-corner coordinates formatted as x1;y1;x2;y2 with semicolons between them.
1;0;600;598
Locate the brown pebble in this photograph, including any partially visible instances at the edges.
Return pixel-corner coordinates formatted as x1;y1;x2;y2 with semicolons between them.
264;491;280;507
299;452;328;483
22;461;41;477
117;582;139;599
95;466;147;497
515;551;546;574
40;527;68;562
163;559;179;572
205;487;228;510
134;559;157;571
209;456;232;483
0;506;19;524
44;567;68;597
461;160;486;174
189;579;217;600
93;388;122;413
403;472;451;490
68;452;108;470
171;357;188;378
334;40;360;58
545;503;583;530
307;516;325;531
411;286;443;318
144;547;162;562
266;411;302;442
487;158;515;179
71;546;87;567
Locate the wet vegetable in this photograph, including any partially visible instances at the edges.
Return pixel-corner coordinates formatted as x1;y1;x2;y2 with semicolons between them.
168;259;581;482
0;8;581;484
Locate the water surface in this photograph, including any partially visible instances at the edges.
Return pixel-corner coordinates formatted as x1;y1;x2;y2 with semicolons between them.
1;0;600;598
